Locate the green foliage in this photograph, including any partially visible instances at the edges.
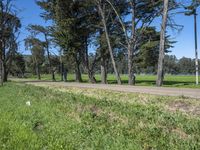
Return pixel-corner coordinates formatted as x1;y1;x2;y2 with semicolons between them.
24;37;45;66
0;0;22;82
135;27;174;73
9;53;26;76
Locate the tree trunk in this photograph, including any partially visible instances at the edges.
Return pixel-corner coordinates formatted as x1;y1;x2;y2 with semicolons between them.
101;57;107;84
128;1;136;85
128;45;134;85
3;62;7;82
51;71;55;82
75;67;82;83
1;40;7;82
45;37;55;81
83;36;97;83
61;62;64;81
98;4;121;85
88;70;96;83
156;0;169;86
75;56;82;82
0;39;3;86
0;59;3;86
60;49;64;81
36;64;41;80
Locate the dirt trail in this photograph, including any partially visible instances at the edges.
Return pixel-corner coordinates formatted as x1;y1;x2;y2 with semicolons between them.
11;78;200;99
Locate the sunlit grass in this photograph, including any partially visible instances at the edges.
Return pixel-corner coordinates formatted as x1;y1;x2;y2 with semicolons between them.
25;73;200;88
1;82;200;149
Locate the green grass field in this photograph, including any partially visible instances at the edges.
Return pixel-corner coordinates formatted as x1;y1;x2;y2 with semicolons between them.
26;74;200;88
1;82;200;149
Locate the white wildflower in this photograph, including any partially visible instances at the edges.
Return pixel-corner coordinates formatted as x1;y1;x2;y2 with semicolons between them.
26;101;31;106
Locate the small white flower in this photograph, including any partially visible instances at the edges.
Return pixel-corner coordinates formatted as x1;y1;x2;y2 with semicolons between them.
26;101;31;106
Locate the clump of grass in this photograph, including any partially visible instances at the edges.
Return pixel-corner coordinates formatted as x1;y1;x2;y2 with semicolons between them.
0;83;200;149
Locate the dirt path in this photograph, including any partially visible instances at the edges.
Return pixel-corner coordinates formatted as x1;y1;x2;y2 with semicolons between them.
11;78;200;99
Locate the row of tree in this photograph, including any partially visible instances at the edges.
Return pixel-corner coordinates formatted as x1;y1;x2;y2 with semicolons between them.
10;54;200;78
0;0;200;86
33;0;175;85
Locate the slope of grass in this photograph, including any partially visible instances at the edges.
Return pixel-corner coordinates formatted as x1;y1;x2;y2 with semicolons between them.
25;74;200;88
1;83;200;149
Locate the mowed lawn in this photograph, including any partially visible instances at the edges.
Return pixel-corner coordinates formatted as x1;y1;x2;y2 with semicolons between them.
1;83;200;149
27;74;200;88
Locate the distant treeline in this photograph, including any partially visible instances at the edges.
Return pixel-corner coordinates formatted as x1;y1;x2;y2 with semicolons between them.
9;54;199;78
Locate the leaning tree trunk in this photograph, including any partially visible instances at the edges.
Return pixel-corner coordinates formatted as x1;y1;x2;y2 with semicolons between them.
98;4;121;85
156;0;169;87
99;29;108;84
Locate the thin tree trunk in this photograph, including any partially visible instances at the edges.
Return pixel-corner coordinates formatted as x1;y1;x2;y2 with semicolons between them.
47;52;55;81
104;0;134;85
36;63;41;80
101;57;107;84
3;63;7;82
60;49;64;81
156;0;169;86
128;1;136;85
45;36;55;81
0;59;3;86
98;4;121;85
194;9;199;85
61;62;64;81
128;45;134;85
83;37;97;83
0;40;3;86
1;40;7;82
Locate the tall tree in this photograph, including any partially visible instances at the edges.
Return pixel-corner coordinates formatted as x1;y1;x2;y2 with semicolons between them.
25;37;45;80
0;0;21;85
95;0;126;85
27;25;56;81
105;0;163;85
156;0;169;86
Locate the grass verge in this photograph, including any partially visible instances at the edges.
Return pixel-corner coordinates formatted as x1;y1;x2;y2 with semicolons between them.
1;83;200;149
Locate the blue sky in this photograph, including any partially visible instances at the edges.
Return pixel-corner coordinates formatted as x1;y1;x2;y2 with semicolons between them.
14;0;200;59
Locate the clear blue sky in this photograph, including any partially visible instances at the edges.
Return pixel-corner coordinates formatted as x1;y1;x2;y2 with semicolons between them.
14;0;200;59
